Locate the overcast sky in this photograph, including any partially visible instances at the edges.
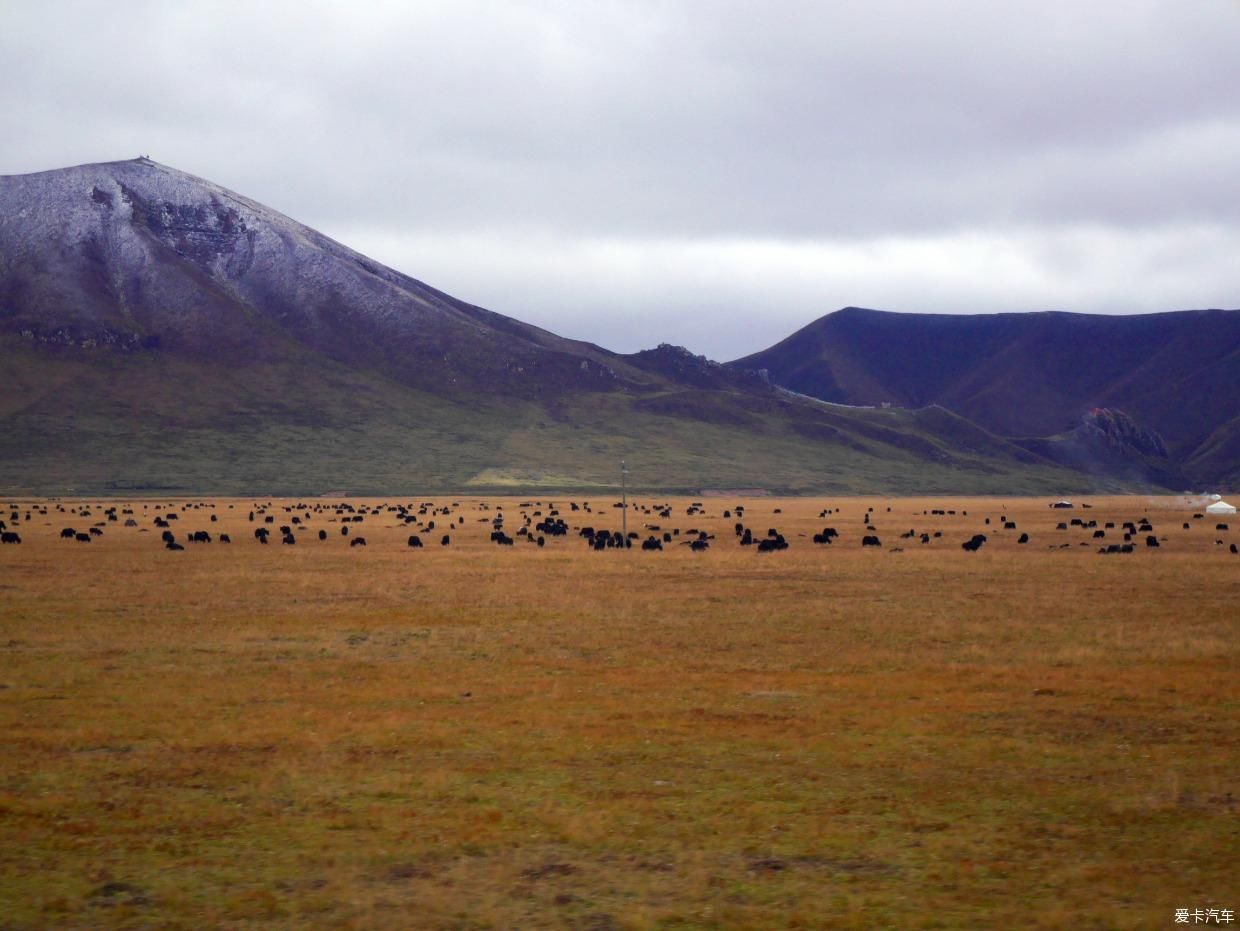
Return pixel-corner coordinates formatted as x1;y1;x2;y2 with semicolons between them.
3;0;1239;359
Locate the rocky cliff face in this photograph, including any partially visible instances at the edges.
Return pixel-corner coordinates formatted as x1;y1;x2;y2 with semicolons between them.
1074;408;1168;459
0;158;642;396
1014;407;1180;488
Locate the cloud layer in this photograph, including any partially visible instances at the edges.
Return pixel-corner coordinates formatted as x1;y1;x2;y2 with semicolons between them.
3;0;1238;358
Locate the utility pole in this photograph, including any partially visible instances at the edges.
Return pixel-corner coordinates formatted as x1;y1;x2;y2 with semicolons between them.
621;459;629;546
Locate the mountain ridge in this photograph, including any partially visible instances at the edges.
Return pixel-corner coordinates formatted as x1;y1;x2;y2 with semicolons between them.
0;159;1224;494
728;305;1240;486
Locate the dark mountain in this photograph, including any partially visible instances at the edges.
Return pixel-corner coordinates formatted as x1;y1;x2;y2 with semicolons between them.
729;307;1240;487
0;159;1165;495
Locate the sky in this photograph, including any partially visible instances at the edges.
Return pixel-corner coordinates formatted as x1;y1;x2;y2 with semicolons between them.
2;0;1239;360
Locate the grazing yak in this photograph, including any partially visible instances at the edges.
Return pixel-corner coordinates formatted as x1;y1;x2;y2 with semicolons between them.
350;537;367;547
961;534;987;552
536;517;569;537
407;535;423;548
861;535;882;547
756;536;788;552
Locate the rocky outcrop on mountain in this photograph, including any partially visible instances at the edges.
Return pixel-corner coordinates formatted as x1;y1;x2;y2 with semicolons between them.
627;343;768;391
1017;409;1179;488
1074;408;1168;459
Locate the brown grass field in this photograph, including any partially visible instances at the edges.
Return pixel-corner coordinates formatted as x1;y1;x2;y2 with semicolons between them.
0;494;1236;929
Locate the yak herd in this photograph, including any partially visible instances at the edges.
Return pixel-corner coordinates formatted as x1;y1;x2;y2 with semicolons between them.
0;498;1236;557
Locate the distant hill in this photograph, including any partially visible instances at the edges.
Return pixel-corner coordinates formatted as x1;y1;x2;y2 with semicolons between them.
0;159;1184;495
729;307;1240;488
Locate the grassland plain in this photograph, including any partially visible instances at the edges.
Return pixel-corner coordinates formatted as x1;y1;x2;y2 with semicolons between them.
0;495;1236;930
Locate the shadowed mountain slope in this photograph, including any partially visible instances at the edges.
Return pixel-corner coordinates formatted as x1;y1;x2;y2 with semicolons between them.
730;307;1240;486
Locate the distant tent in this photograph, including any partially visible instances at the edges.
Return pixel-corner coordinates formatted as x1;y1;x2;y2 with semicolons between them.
1205;500;1236;515
1051;500;1073;509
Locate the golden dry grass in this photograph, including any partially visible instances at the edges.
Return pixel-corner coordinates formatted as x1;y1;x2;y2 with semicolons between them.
0;494;1237;929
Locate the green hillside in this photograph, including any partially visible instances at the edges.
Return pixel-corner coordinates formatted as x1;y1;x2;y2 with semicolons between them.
0;338;1098;497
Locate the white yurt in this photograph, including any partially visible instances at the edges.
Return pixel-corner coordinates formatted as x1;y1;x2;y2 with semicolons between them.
1205;500;1237;515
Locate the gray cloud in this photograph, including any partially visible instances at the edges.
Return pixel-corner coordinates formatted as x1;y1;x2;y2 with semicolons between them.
3;0;1238;359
